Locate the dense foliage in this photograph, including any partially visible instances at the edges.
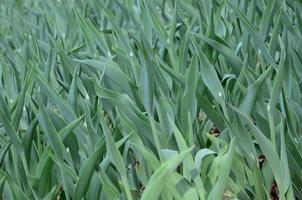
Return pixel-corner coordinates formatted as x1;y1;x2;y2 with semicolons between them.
0;0;302;199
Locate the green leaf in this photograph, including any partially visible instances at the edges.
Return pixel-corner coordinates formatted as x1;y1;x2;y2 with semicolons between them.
74;138;105;200
36;99;65;162
100;114;133;200
240;66;273;115
191;37;225;106
192;33;242;75
232;107;282;187
208;139;236;200
181;55;198;131
141;147;194;200
228;1;275;65
0;106;23;152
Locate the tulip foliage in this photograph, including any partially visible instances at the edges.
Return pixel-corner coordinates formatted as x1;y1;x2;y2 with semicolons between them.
0;0;301;199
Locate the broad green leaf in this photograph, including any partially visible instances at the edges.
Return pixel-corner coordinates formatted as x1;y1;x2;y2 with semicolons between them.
208;139;236;200
232;107;283;188
240;66;273;115
141;147;194;200
194;149;216;171
100;114;133;200
0;107;23;152
193;33;242;75
181;55;198;131
36;99;65;162
191;37;225;106
228;1;275;65
74;139;105;200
